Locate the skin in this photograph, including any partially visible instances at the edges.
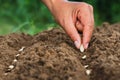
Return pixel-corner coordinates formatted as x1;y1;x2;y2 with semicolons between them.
41;0;94;49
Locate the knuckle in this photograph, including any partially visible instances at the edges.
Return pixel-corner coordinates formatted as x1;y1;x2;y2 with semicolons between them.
90;25;94;32
88;5;93;11
80;3;93;11
86;24;94;31
81;2;88;7
81;2;87;5
89;24;94;29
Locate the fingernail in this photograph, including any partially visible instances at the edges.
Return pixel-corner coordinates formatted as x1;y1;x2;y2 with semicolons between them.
74;41;80;49
85;43;89;49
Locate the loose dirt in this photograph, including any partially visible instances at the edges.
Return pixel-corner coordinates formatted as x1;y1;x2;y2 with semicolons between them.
0;23;120;80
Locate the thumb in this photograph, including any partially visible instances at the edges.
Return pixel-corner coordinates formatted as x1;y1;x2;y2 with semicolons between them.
62;18;81;49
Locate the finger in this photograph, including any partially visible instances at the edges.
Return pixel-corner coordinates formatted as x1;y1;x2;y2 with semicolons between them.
83;25;93;49
75;20;83;32
78;5;94;49
89;5;94;27
63;18;81;49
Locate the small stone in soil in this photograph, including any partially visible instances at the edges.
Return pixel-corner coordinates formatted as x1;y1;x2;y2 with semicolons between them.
4;73;8;76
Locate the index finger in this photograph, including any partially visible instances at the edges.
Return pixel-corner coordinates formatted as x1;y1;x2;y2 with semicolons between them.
78;5;94;49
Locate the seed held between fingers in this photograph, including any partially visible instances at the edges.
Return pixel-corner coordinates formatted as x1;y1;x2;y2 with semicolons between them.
80;44;84;52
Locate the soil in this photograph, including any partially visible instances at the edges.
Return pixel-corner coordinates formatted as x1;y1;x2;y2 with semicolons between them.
0;22;120;80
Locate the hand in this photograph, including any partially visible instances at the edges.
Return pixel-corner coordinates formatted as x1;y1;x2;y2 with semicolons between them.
42;0;94;49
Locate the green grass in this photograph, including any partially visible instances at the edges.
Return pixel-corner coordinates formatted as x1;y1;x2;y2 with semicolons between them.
0;0;120;35
0;0;58;35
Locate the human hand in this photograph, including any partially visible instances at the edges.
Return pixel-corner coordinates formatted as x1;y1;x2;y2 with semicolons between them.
42;0;94;49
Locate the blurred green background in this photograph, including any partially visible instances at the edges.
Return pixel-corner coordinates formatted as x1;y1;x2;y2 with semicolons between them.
0;0;120;35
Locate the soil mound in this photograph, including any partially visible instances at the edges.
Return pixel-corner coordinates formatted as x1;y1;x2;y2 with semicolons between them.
0;23;120;80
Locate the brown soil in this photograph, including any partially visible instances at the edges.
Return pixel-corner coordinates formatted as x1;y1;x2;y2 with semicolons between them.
0;23;120;80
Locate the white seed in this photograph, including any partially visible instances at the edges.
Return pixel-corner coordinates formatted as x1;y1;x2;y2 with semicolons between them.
86;69;91;75
18;47;25;52
13;59;17;62
9;65;14;69
80;44;84;52
16;54;20;57
82;55;87;59
84;65;89;68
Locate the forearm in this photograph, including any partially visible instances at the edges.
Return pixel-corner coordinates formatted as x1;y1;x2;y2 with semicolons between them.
41;0;67;11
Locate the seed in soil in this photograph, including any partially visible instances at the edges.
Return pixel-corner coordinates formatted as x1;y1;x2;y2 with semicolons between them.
18;46;25;52
80;44;84;52
8;65;14;69
86;69;92;76
15;54;20;57
13;59;17;62
82;55;87;59
84;65;89;68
